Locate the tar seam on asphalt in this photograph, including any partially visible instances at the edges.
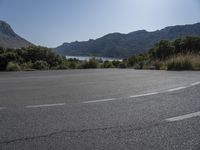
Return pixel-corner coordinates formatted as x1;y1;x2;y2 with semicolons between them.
1;121;167;145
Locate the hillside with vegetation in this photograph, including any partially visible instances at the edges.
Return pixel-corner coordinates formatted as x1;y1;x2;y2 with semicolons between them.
0;46;122;71
0;46;66;71
1;36;199;71
125;36;200;70
0;20;32;48
55;23;200;58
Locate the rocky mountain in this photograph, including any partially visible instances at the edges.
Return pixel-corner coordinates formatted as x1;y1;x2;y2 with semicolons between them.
55;23;200;58
0;20;32;49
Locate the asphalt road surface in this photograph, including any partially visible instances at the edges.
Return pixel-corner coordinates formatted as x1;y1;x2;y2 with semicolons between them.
0;69;200;150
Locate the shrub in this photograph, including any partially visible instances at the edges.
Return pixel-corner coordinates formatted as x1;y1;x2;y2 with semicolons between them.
20;62;34;71
153;60;166;70
0;52;22;70
112;60;121;68
167;54;195;70
0;46;66;71
118;62;127;68
33;60;49;70
77;61;88;69
190;55;200;70
133;62;144;69
102;61;114;68
68;61;77;69
6;62;21;71
87;58;99;68
79;58;99;69
150;40;174;60
57;62;68;70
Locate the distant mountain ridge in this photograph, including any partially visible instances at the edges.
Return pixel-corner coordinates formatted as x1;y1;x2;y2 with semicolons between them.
0;20;32;48
55;23;200;58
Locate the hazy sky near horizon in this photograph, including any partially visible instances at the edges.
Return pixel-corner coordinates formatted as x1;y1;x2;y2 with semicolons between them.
0;0;200;47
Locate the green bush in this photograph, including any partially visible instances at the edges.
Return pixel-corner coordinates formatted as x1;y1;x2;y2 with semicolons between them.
153;61;165;70
6;62;21;71
68;61;77;69
33;60;49;70
20;62;33;70
133;64;141;69
128;36;200;71
87;58;99;68
133;62;145;69
79;58;99;69
57;62;68;70
118;62;127;68
112;60;121;68
149;40;174;60
0;46;66;71
0;52;22;70
102;61;114;68
78;61;89;69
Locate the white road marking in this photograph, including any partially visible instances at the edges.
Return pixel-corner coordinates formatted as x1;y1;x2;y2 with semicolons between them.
165;111;200;122
190;81;200;86
26;103;66;108
167;86;186;92
0;107;6;110
130;92;159;98
4;81;200;108
83;98;117;104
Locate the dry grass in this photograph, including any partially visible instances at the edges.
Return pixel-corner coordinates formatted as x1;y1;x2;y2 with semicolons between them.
166;54;200;70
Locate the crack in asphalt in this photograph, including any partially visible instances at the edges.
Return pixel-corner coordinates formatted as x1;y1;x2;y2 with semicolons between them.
1;121;167;145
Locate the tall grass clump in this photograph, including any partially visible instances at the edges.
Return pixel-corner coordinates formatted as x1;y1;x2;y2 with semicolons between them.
167;54;200;70
6;62;21;71
33;60;49;70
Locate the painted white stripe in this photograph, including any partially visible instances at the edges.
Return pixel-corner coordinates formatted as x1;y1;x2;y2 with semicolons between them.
83;98;116;104
165;111;200;122
0;107;6;110
167;86;186;92
26;103;66;108
130;92;159;98
190;81;200;86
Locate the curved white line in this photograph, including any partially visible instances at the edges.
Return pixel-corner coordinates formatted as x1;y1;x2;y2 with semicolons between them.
130;92;159;98
83;98;116;103
26;103;66;108
165;111;200;122
167;87;186;92
190;81;200;86
0;107;6;110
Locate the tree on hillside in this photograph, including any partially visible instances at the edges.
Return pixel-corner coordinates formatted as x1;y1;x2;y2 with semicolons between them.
173;36;200;54
150;40;174;60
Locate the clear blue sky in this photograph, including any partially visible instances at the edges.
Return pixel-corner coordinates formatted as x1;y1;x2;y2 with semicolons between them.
0;0;200;47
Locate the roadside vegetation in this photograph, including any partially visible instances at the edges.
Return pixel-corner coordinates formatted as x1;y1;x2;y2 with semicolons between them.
0;46;65;71
0;46;123;71
0;36;200;71
126;36;200;70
